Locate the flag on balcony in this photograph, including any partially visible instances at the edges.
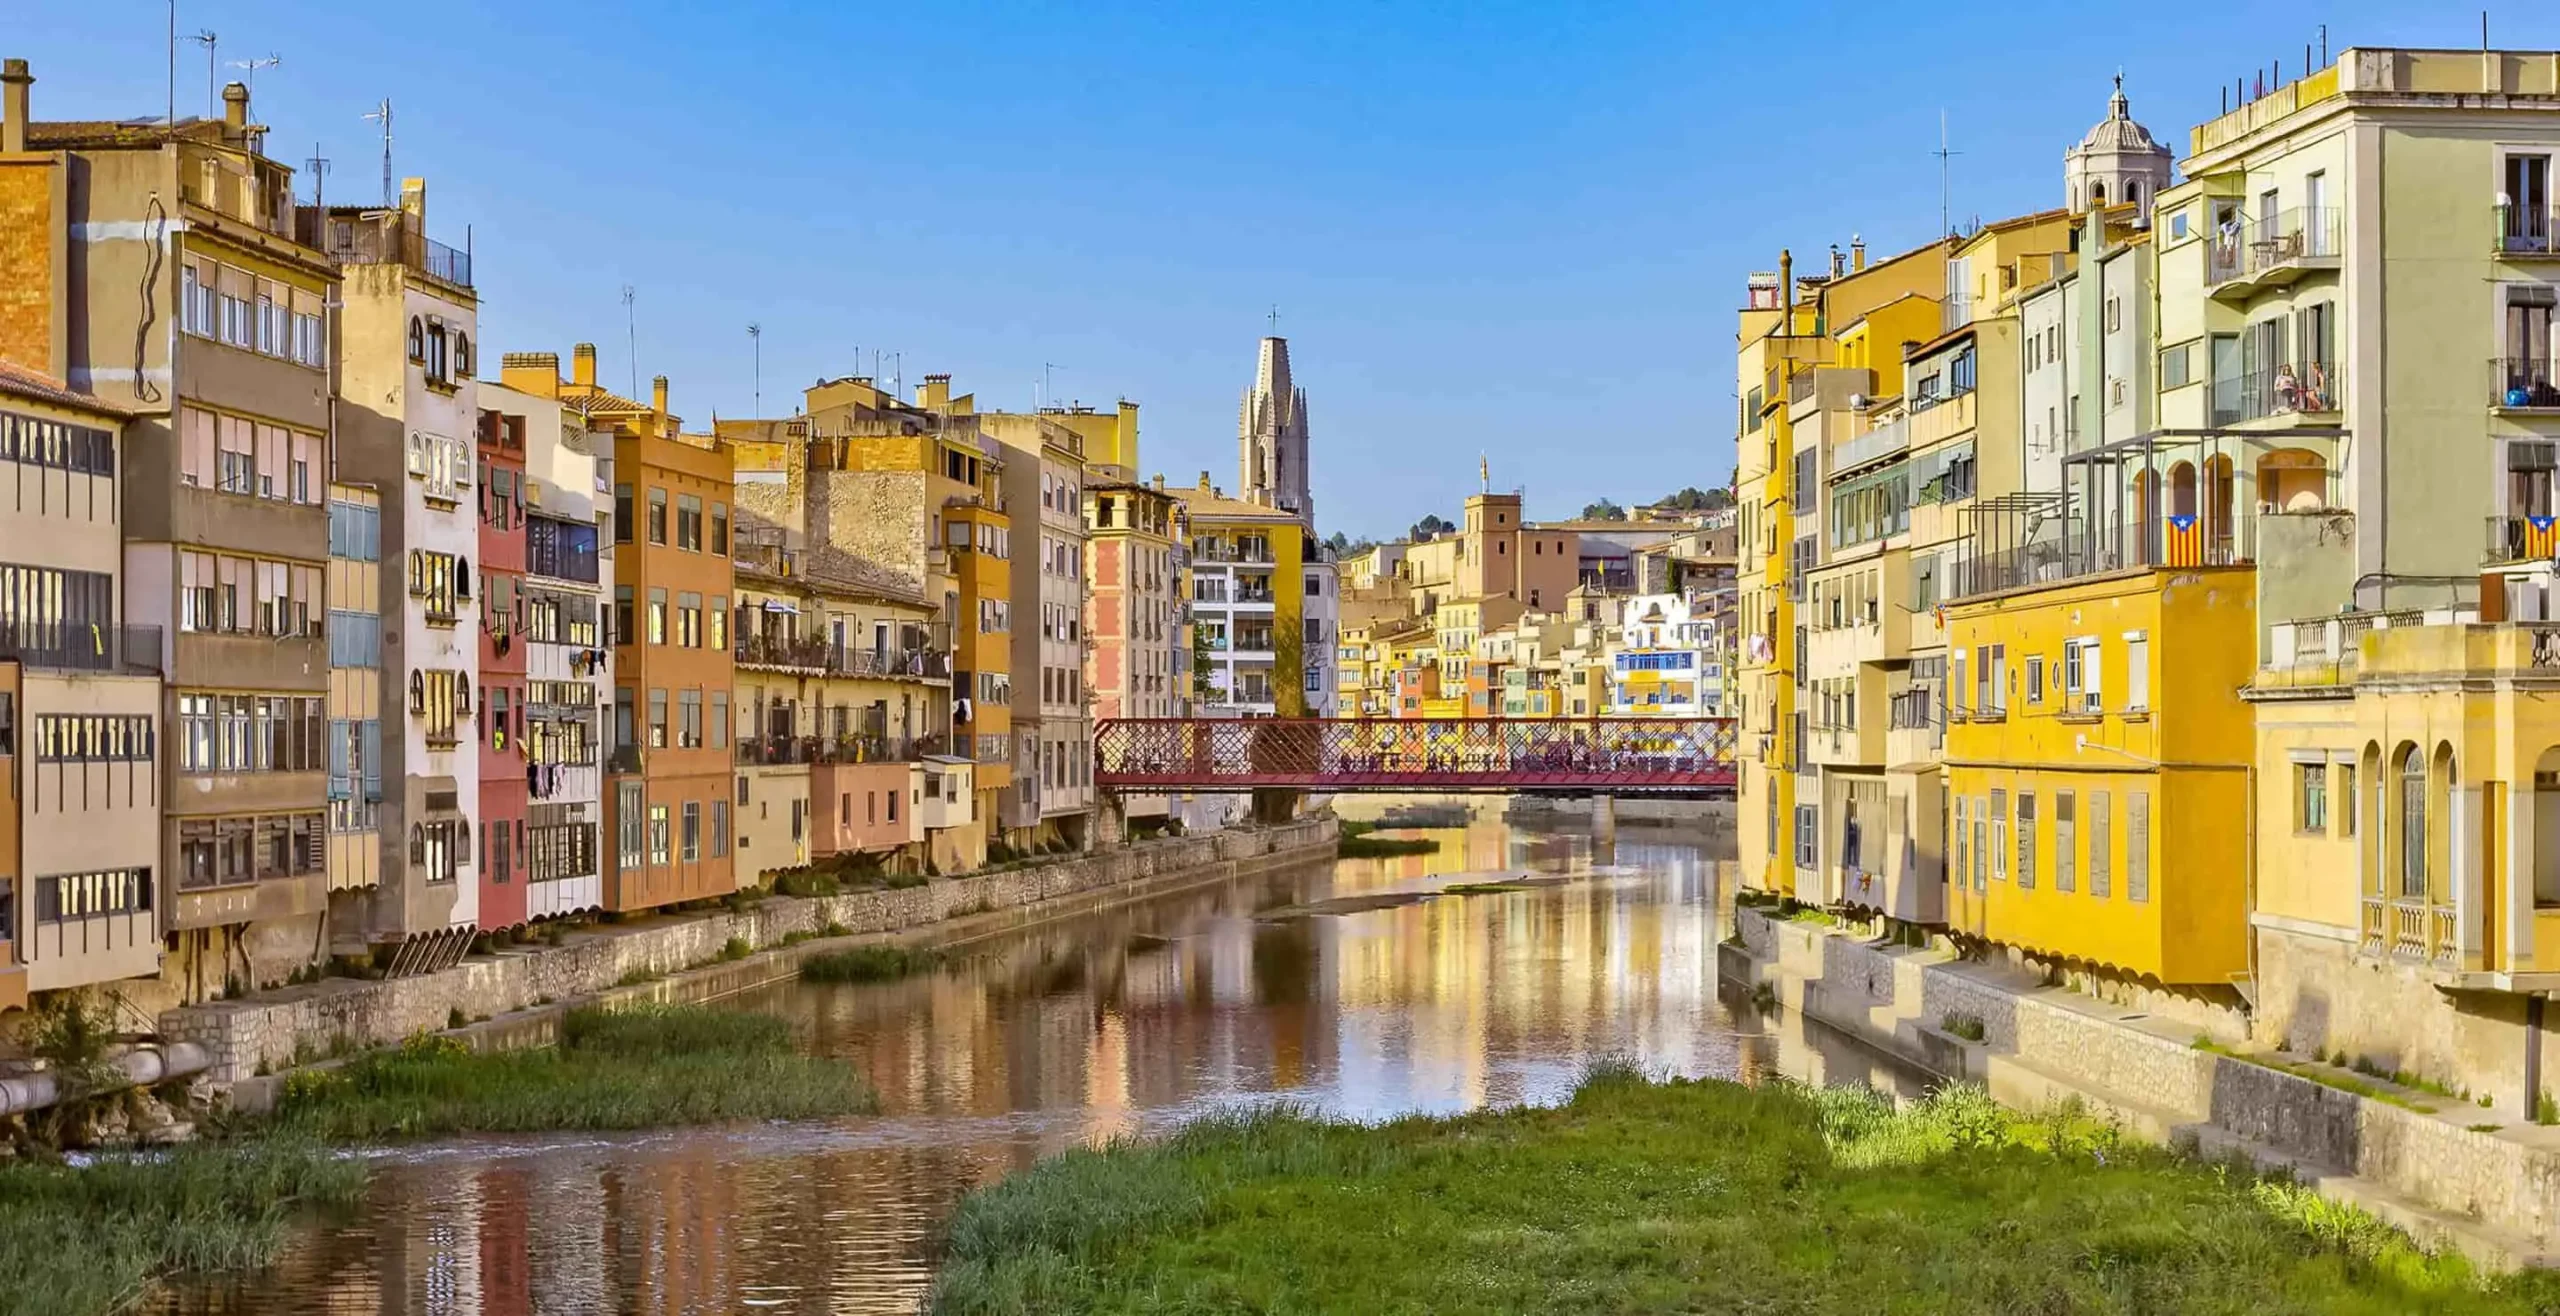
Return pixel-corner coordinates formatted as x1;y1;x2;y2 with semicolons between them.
2164;514;2203;568
2529;515;2558;560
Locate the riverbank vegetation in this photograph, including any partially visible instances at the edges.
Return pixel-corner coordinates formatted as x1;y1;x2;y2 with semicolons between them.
801;944;941;983
266;1004;873;1140
0;1136;361;1316
930;1067;2560;1315
1335;820;1442;859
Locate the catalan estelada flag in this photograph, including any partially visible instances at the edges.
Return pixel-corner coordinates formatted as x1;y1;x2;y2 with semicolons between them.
2164;514;2203;568
2528;515;2560;560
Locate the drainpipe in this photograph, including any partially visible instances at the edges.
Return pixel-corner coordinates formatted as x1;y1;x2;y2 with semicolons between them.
0;1041;216;1117
2528;995;2546;1117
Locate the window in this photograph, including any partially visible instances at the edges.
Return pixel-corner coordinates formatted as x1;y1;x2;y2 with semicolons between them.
648;802;671;866
2055;792;2076;893
710;692;729;750
614;586;635;647
2122;633;2148;711
176;695;322;773
2398;747;2427;900
2016;792;2037;889
1974;644;2006;716
712;799;730;857
1793;804;1815;869
711;503;729;554
2339;763;2358;837
2079;789;2109;898
2064;637;2102;714
676;494;703;550
614;483;634;543
647;488;668;544
1954;795;1968;893
33;714;156;763
34;868;155;923
1991;789;2009;883
676;592;702;647
648;588;667;645
678;689;702;748
2122;790;2152;902
681;801;702;862
2160;342;2193;390
2295;761;2329;834
1970;795;1987;892
2025;655;2045;704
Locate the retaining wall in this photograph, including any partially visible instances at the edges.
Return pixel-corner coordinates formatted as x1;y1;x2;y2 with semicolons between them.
1730;906;2560;1259
164;818;1335;1085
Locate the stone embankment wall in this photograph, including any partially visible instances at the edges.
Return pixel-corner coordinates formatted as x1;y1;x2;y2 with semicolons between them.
1727;907;2560;1265
165;819;1334;1086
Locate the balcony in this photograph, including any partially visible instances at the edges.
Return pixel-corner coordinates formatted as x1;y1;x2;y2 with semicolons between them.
295;207;473;290
606;744;642;775
2362;896;2461;969
2208;207;2341;300
2211;361;2344;426
2497;201;2560;258
735;632;833;671
2489;514;2560;565
1577;569;1635;594
735;733;816;766
1830;416;1909;474
2492;356;2560;412
0;623;162;675
1954;514;2255;600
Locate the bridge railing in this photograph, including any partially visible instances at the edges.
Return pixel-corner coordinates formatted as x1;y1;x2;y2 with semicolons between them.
1093;716;1737;791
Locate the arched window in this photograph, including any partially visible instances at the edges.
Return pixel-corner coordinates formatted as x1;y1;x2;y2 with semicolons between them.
2091;181;2108;207
2397;744;2427;900
454;333;471;377
409;669;425;714
458;674;473;714
407;317;425;363
410;824;426;864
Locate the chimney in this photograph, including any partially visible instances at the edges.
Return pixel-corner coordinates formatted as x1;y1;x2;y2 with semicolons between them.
917;373;950;410
1151;473;1165;492
221;79;248;132
1198;471;1212;491
1830;243;1845;278
1851;235;1867;272
2;60;30;155
1777;249;1793;329
571;343;597;388
399;176;425;226
651;374;669;415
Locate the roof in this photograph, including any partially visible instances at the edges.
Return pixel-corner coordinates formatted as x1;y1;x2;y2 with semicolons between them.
1174;488;1299;522
561;383;653;415
25;117;228;150
0;361;140;418
2071;78;2171;158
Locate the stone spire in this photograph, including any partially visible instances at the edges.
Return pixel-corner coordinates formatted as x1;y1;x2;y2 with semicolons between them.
1238;335;1312;524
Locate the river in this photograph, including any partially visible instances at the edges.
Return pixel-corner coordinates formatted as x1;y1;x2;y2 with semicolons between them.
152;803;1928;1316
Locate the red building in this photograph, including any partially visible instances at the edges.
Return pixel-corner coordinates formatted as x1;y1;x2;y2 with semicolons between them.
477;407;531;929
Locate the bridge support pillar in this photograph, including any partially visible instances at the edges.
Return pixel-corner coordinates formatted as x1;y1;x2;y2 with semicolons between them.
1094;791;1129;852
1591;794;1618;844
1251;788;1304;826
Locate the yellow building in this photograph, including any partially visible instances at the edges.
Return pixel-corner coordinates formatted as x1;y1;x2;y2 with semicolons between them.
1177;478;1309;716
2251;607;2560;1107
1943;565;2256;987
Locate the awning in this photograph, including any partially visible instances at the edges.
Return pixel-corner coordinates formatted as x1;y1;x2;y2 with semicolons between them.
760;600;798;614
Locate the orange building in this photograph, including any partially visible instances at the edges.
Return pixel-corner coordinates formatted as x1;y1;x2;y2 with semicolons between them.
510;345;736;910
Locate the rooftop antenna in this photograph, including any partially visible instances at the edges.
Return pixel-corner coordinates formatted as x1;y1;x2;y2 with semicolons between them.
185;30;217;120
620;285;637;399
748;323;762;416
1933;109;1963;239
165;3;176;127
304;143;329;210
360;98;392;206
1042;362;1061;411
229;53;279;94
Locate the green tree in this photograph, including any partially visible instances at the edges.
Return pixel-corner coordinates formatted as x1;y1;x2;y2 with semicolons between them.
1409;514;1456;541
1580;499;1628;522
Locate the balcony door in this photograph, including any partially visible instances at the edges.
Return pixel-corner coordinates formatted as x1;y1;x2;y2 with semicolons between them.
2506;286;2556;403
2509;153;2552;250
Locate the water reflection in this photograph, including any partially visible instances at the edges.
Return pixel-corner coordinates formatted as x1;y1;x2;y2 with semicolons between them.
156;809;1926;1316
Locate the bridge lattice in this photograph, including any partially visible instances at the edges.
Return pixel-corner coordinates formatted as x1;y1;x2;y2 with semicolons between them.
1092;717;1737;794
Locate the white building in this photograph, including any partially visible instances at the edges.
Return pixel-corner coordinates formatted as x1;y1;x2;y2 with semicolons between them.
1303;556;1339;717
490;373;610;920
1607;592;1720;716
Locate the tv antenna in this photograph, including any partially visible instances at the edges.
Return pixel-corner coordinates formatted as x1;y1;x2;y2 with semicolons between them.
185;30;217;120
747;323;762;416
620;285;638;400
361;98;393;206
304;144;329;210
1933;109;1963;239
230;53;279;94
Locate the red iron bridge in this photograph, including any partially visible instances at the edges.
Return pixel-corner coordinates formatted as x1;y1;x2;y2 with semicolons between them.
1092;717;1738;795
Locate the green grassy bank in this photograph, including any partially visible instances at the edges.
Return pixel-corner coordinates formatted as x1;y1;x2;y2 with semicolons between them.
267;1003;874;1140
1334;820;1442;859
930;1068;2560;1315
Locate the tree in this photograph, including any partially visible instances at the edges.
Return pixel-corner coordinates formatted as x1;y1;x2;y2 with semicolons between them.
1580;499;1628;522
1323;530;1378;559
1409;514;1456;542
1652;486;1732;513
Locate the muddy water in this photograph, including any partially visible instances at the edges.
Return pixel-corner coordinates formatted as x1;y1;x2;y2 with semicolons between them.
152;808;1926;1315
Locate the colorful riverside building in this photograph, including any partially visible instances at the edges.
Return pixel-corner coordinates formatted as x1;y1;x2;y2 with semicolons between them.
3;67;342;998
523;347;735;912
475;399;529;929
481;367;610;925
1732;239;1952;901
1178;476;1310;716
0;365;165;1013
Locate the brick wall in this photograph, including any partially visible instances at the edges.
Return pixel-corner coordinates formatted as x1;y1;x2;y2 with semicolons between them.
0;159;56;374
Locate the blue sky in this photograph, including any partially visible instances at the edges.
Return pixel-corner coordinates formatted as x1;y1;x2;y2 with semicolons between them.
12;2;2552;539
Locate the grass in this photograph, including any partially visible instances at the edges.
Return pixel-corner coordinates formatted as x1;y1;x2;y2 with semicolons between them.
1441;880;1532;895
1336;829;1443;859
0;1135;363;1316
800;944;942;984
264;1004;874;1140
928;1071;2560;1315
1940;1010;1987;1042
2192;1039;2436;1114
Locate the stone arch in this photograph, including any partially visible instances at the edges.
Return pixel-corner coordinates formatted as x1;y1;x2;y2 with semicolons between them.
2257;447;2328;513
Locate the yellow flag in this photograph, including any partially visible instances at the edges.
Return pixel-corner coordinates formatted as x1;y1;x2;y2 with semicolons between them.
1479;454;1490;488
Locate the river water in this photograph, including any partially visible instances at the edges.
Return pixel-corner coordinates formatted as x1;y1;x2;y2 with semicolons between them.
154;805;1927;1316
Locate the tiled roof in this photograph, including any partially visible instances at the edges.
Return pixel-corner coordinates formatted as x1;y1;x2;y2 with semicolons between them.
26;118;227;150
0;361;138;417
